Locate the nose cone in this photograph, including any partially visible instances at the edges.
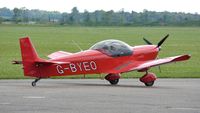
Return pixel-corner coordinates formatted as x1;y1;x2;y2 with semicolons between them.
158;46;161;51
149;45;159;51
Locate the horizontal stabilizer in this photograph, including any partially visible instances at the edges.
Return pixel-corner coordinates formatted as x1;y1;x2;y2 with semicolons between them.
12;60;22;64
12;59;70;65
35;58;70;65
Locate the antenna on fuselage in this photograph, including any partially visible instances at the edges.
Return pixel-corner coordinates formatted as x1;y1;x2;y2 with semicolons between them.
72;40;83;52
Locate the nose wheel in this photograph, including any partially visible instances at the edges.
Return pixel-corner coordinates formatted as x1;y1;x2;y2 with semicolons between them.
32;78;41;87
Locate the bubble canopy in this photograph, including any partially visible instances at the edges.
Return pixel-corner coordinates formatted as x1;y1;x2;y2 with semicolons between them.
89;39;133;57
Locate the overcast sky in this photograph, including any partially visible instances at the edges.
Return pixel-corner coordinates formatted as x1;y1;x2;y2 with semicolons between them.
0;0;200;14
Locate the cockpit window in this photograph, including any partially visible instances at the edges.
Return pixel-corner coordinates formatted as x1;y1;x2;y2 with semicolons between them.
89;39;133;57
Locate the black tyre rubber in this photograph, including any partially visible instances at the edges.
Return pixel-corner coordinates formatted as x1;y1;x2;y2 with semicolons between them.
109;79;119;85
144;81;154;86
32;82;36;87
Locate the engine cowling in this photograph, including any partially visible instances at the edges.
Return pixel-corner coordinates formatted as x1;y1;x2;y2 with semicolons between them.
140;73;157;84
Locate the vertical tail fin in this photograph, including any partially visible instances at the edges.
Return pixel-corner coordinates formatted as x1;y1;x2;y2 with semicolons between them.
19;37;41;77
20;37;39;62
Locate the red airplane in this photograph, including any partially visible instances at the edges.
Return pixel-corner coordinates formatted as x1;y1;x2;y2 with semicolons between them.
13;34;190;87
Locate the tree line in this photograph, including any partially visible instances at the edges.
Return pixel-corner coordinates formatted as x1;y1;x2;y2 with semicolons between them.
0;7;200;26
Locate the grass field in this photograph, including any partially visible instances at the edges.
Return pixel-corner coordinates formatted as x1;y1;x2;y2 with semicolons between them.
0;25;199;79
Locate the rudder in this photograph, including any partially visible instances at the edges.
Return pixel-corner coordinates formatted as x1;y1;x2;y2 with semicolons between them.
19;37;41;77
20;37;39;62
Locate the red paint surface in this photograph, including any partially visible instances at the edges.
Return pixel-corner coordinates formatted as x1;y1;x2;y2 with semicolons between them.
140;73;157;83
19;37;190;79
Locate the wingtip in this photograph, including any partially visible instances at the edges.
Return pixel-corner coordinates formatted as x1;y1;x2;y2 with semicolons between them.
186;54;191;59
172;54;191;62
20;36;30;39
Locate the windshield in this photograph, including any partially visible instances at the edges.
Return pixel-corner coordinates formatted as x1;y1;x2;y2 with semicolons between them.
90;39;133;57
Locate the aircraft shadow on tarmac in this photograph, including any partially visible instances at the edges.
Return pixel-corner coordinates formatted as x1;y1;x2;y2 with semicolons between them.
71;83;153;88
34;82;174;89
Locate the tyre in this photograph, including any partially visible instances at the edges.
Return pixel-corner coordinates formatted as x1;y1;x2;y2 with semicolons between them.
32;82;36;87
109;79;119;85
144;81;154;86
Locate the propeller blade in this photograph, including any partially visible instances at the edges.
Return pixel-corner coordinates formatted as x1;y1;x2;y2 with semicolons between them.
143;38;153;45
157;34;169;48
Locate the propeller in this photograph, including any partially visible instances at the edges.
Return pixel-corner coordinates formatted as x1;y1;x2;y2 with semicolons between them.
143;37;153;45
143;34;169;50
143;34;169;73
157;34;169;48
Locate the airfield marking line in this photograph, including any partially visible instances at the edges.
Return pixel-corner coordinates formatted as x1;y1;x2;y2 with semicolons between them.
0;103;11;105
168;107;200;111
23;96;46;99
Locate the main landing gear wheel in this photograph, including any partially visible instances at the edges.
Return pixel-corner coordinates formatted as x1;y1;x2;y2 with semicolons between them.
140;72;157;87
105;73;120;85
144;81;154;87
109;79;119;85
32;78;41;87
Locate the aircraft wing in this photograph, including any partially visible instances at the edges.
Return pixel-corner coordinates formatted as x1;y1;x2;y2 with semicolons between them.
107;54;190;74
129;54;191;71
48;51;73;59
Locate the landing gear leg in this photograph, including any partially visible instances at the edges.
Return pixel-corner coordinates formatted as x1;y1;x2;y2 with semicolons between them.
32;78;41;87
